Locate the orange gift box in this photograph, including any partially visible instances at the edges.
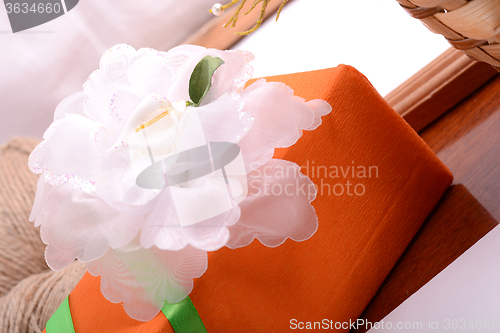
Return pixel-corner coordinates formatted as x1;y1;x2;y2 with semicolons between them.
43;65;452;332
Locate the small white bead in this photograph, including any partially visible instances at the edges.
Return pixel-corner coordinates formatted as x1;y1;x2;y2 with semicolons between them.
211;3;223;16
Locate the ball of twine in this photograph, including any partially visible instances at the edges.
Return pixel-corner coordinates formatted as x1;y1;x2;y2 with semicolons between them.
0;138;85;333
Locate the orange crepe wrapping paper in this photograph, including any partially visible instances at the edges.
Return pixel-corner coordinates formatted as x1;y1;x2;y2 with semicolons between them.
43;65;453;333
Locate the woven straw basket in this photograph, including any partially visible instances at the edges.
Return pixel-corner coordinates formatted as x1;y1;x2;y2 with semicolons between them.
396;0;500;71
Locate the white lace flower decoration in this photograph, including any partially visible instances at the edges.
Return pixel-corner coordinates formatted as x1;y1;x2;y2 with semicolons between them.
29;44;331;321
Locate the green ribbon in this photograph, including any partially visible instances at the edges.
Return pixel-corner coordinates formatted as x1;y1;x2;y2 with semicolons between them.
161;297;208;333
46;296;75;333
45;295;207;333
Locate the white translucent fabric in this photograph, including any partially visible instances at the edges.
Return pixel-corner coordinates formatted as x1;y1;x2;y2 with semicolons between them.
0;0;219;145
29;44;331;321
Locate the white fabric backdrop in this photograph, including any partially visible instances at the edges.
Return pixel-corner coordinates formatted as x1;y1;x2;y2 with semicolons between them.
0;0;216;144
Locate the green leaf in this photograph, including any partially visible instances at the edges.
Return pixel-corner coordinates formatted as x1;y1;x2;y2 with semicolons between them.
189;56;225;107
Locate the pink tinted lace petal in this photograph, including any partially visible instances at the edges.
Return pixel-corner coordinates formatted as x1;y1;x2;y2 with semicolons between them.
304;99;333;130
28;114;124;194
87;245;208;321
226;159;318;249
29;175;53;226
128;48;175;97
140;182;240;252
53;92;87;121
41;184;142;270
237;79;330;171
193;93;253;144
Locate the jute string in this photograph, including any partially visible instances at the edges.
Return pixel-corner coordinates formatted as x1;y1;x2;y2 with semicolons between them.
0;137;86;333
